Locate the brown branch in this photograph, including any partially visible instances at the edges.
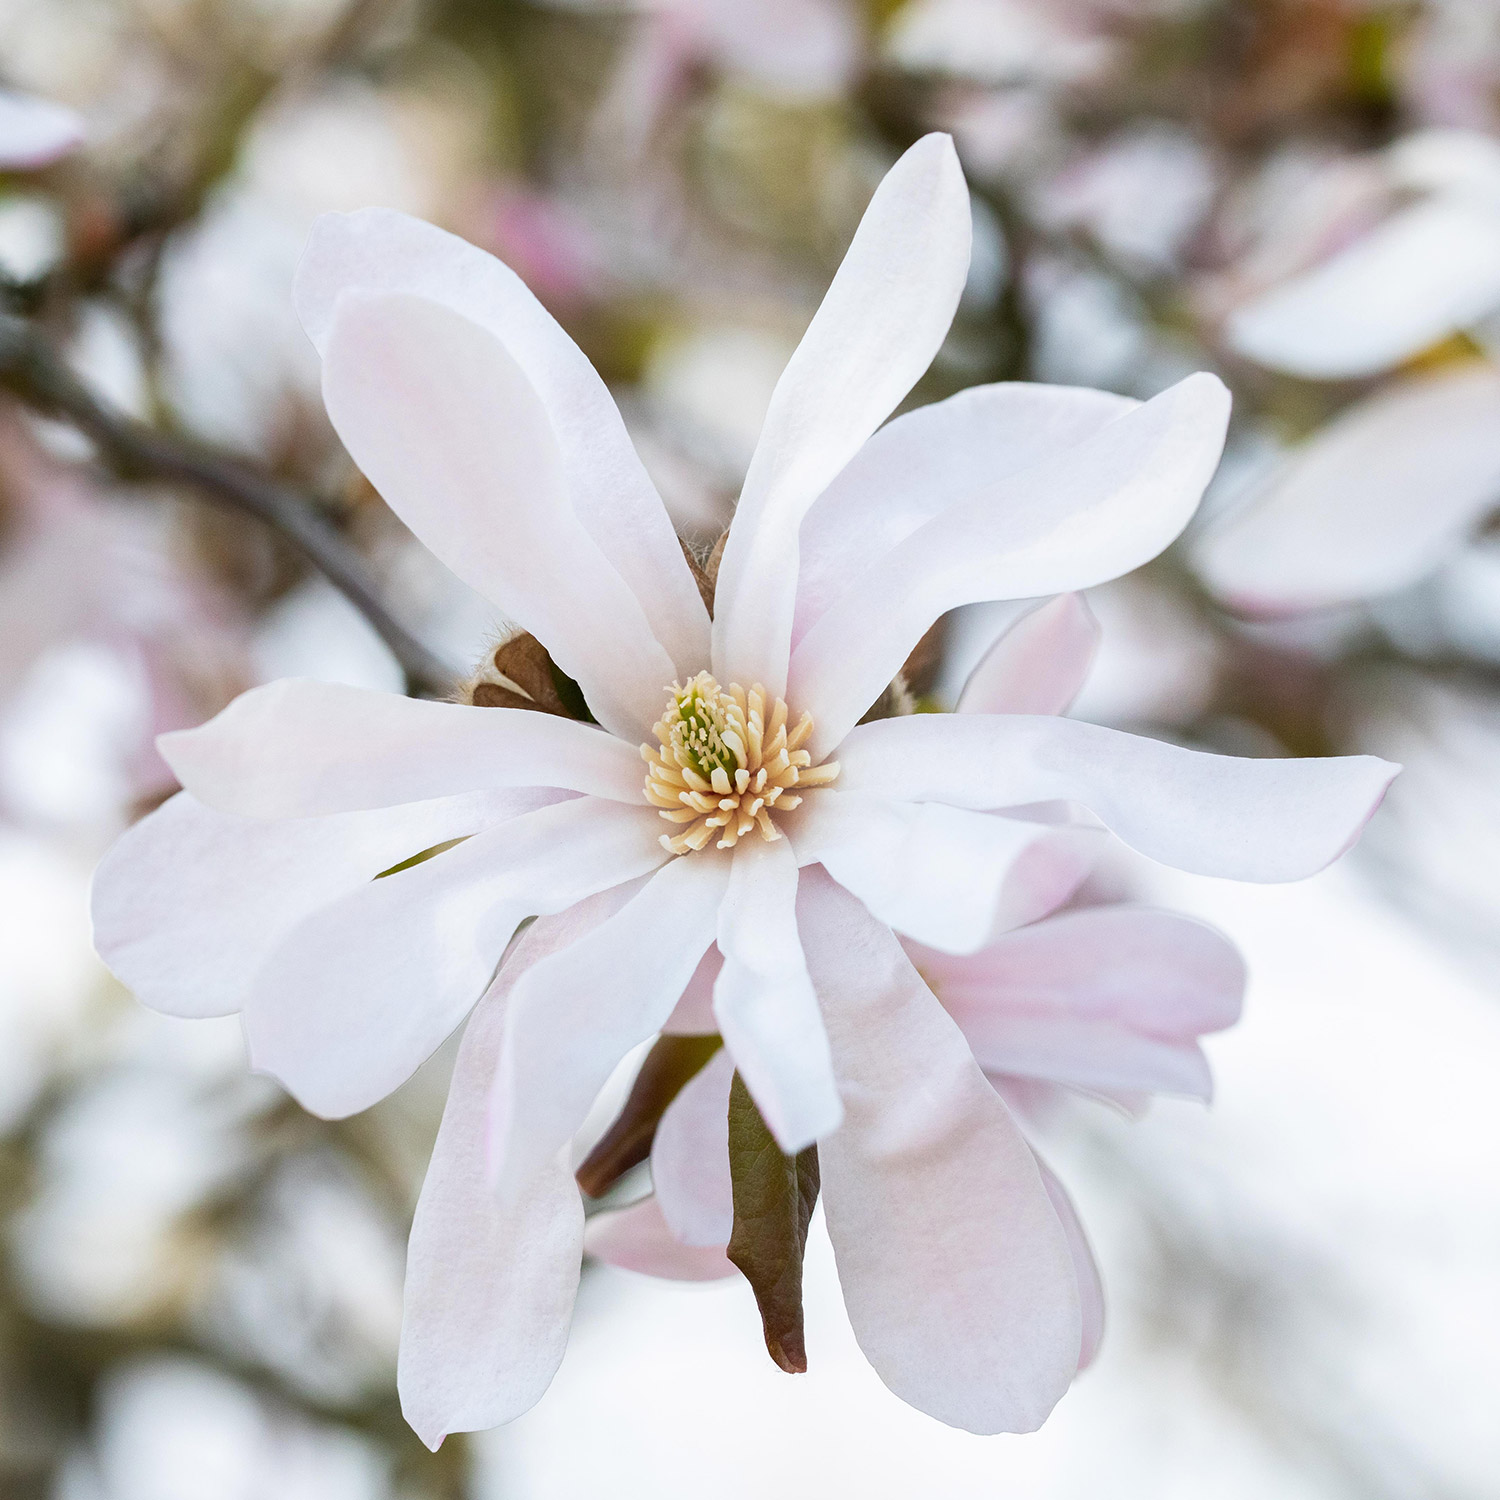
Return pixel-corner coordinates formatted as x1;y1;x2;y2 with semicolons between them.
0;312;453;698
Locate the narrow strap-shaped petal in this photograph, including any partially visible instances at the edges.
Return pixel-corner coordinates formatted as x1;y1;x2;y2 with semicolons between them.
243;797;667;1118
1227;196;1500;378
957;593;1101;716
661;946;721;1034
791;372;1231;757
1035;1156;1105;1372
914;904;1243;1100
1195;364;1500;614
835;714;1399;882
488;851;730;1203
91;787;562;1020
652;1046;734;1248
296;208;708;675
399;908;603;1449
980;1018;1215;1099
584;1196;736;1282
800;869;1081;1434
713;836;842;1153
916;905;1245;1037
793;384;1134;648
321;291;675;742
712;133;971;695
161;678;646;818
789;790;1095;953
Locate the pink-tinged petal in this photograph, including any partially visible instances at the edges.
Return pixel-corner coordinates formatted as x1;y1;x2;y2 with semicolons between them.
0;88;85;169
399;909;602;1449
1035;1158;1104;1372
958;594;1101;715
916;904;1245;1037
1227;197;1500;378
713;837;842;1152
584;1196;736;1282
794;385;1133;646
489;853;730;1202
791;374;1231;757
661;946;722;1034
1195;364;1500;614
982;1018;1213;1098
91;788;559;1020
321;291;674;741
296;209;708;676
712;134;971;695
916;905;1242;1099
160;678;644;817
790;790;1095;953
800;870;1081;1434
836;714;1399;882
243;798;667;1119
652;1046;734;1248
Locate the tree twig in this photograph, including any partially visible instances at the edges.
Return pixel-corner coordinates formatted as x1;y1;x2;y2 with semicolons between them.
0;312;453;698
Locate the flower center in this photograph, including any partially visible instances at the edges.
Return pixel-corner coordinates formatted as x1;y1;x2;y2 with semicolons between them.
642;671;839;854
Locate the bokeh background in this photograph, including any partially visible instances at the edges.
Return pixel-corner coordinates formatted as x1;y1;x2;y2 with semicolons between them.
1;1;1498;1495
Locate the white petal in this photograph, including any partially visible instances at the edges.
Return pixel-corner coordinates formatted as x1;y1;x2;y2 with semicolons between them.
652;1046;734;1248
713;836;842;1152
791;373;1231;757
244;798;667;1118
1035;1157;1105;1372
661;946;721;1034
91;788;557;1019
836;714;1399;882
801;869;1081;1434
321;291;675;741
793;384;1133;648
712;133;971;694
1195;364;1500;613
790;791;1095;952
584;1195;736;1282
1227;196;1500;378
161;678;646;818
920;905;1242;1099
296;209;708;674
957;593;1101;715
0;88;84;169
985;1017;1214;1098
399;910;601;1449
489;852;730;1202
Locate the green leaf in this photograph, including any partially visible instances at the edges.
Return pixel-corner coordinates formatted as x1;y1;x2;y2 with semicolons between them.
574;1034;721;1198
726;1072;820;1375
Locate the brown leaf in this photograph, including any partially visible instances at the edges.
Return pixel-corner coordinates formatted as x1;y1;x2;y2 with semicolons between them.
575;1034;722;1198
469;681;539;711
726;1071;819;1375
680;536;717;616
491;633;572;715
900;616;947;699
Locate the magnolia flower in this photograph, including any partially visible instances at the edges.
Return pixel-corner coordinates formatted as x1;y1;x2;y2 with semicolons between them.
0;87;84;171
1226;129;1500;379
1202;132;1500;613
1195;361;1500;615
92;134;1397;1443
585;594;1247;1382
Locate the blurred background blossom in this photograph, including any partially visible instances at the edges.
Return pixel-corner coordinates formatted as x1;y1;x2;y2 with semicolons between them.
0;0;1497;1494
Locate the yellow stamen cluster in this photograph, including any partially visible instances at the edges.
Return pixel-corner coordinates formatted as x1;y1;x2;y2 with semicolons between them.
643;672;839;854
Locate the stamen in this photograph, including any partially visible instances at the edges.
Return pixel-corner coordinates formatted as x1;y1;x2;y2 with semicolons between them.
642;671;840;855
